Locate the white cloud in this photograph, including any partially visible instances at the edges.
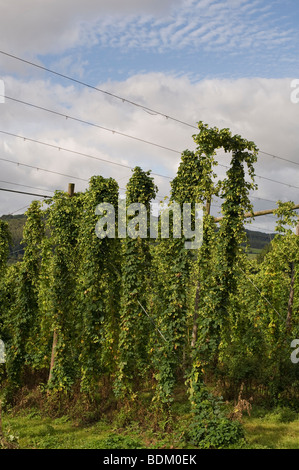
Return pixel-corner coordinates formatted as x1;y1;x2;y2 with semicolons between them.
0;0;297;235
0;0;296;63
0;72;298;235
0;0;183;57
95;0;292;54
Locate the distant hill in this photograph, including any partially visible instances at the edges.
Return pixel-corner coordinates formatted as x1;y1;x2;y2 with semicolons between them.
0;213;275;264
245;228;275;251
1;213;26;263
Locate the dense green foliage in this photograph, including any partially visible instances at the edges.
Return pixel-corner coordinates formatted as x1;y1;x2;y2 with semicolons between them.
114;167;157;399
0;214;273;264
0;214;26;263
0;123;298;449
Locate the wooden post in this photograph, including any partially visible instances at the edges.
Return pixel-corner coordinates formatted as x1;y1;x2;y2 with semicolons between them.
286;215;299;333
191;283;200;348
205;199;211;217
191;200;211;348
48;183;75;385
48;331;57;384
286;263;295;333
68;183;75;197
214;204;299;223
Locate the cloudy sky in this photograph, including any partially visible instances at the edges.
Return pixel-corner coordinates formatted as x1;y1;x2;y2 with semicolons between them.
0;0;298;233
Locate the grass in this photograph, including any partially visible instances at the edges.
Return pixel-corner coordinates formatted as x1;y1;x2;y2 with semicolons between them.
1;403;299;449
1;410;177;449
1;409;117;449
241;407;299;449
247;248;263;260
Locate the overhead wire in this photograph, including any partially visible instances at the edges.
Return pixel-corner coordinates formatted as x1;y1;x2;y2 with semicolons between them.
258;149;299;168
0;51;295;254
0;130;172;180
0;153;297;220
0;183;289;234
0;179;54;194
0;162;168;208
1;138;298;221
0;76;298;218
0;155;90;182
238;266;282;319
1;49;298;170
9;203;40;215
0;50;198;130
1;116;299;192
3;95;181;162
0;187;52;198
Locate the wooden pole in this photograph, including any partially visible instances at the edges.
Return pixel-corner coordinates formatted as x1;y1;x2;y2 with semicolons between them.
68;183;75;197
48;332;57;384
286;263;295;333
191;200;211;348
286;214;299;333
48;183;75;385
214;204;299;223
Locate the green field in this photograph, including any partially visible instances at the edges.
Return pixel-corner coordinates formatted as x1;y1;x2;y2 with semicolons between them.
1;401;299;450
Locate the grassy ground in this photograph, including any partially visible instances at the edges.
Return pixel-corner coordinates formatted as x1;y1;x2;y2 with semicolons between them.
1;403;299;449
242;407;299;449
247;248;263;260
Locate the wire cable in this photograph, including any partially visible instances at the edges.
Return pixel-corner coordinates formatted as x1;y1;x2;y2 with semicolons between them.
0;179;54;193
259;149;299;168
0;130;172;180
1;120;299;192
0;156;89;182
8;203;39;216
3;95;181;162
238;266;282;319
0;157;168;202
1;50;299;170
0;50;198;130
0;187;51;198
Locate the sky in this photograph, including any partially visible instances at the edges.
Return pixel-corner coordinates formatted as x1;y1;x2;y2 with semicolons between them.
0;0;299;233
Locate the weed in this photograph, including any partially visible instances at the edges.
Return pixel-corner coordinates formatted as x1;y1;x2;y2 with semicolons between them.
265;406;298;424
229;383;253;421
101;432;144;449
